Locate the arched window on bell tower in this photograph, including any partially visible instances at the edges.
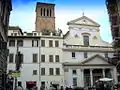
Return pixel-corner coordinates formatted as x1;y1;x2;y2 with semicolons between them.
44;8;45;16
47;9;49;16
50;9;51;17
41;8;42;16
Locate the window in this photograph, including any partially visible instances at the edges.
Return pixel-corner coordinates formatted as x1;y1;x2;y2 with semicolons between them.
49;55;53;62
9;53;14;63
83;36;89;47
33;70;37;75
64;68;68;72
73;78;77;86
41;68;45;75
84;52;88;58
41;81;45;87
11;33;13;36
50;9;52;17
41;8;42;16
56;68;60;75
9;40;15;47
49;68;53;75
41;55;45;62
41;40;45;47
55;41;59;47
47;9;49;16
32;40;38;47
72;70;77;75
44;8;45;16
49;40;53;47
18;82;22;87
72;52;75;58
55;55;59;62
17;40;23;47
105;53;108;58
33;33;37;36
14;33;17;36
75;34;79;38
33;54;38;63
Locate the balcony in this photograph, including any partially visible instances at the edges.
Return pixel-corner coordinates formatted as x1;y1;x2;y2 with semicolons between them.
63;44;114;52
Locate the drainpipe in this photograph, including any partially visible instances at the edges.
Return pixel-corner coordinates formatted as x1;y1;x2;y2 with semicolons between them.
39;37;41;89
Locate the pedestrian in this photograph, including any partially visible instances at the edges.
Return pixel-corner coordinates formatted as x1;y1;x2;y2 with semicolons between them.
16;83;24;90
65;87;68;90
60;86;64;90
40;86;45;90
99;82;104;90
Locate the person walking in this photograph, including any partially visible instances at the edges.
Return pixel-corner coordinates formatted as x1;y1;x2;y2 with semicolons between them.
16;83;24;90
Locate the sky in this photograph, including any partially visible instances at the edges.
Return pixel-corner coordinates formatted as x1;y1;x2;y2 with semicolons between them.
10;0;112;42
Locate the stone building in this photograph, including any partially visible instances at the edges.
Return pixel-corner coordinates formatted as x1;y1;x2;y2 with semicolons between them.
0;0;12;89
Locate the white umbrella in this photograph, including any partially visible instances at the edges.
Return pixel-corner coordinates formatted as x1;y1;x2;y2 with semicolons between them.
99;78;113;81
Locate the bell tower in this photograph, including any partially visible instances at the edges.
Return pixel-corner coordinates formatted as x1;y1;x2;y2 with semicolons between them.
35;2;55;32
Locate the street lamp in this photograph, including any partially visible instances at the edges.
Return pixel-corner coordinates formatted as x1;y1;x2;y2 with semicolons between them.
14;42;22;90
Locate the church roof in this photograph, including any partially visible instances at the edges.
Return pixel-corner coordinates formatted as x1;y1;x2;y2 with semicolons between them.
67;16;100;27
63;54;114;66
81;54;108;64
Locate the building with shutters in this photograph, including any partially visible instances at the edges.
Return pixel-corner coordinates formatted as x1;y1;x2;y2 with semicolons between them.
7;2;117;90
0;0;12;89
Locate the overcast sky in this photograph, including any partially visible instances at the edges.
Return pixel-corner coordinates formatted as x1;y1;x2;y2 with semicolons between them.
10;0;112;42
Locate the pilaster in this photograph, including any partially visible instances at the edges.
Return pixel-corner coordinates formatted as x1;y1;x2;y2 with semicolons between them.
90;69;93;86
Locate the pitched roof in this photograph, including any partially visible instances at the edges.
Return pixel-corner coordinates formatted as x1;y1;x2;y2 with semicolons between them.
81;54;108;64
63;54;113;66
67;16;100;27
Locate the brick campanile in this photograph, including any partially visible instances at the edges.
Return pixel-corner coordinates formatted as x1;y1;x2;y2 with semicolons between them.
35;2;55;32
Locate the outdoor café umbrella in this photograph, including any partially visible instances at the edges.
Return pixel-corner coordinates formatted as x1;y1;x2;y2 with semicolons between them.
99;78;113;81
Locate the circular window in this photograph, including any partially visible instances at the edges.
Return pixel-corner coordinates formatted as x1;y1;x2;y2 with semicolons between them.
93;36;97;39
